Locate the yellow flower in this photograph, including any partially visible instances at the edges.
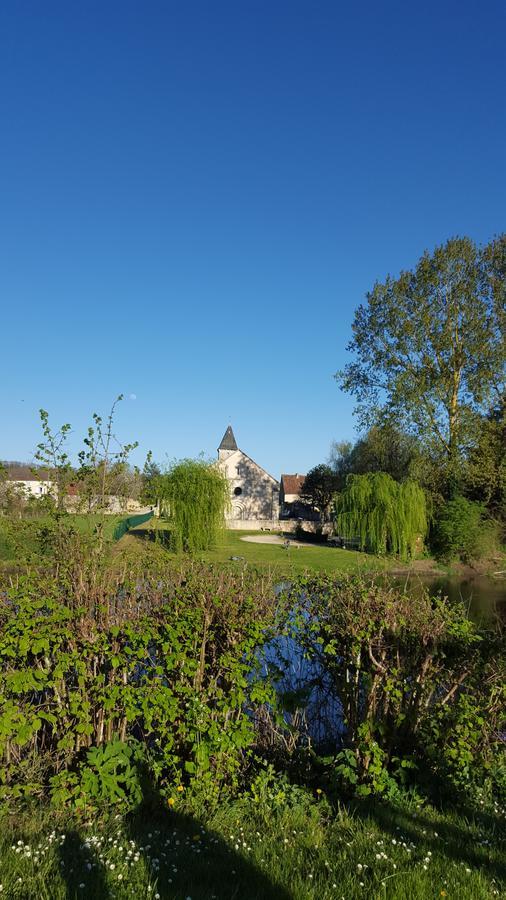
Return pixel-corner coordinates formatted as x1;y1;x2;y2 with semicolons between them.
177;785;184;792
168;797;175;806
440;892;447;897
316;788;323;795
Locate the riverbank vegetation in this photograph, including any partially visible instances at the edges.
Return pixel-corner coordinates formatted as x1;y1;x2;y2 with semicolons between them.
0;522;504;898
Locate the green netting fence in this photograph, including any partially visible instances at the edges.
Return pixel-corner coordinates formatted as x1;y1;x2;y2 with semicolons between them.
113;510;154;542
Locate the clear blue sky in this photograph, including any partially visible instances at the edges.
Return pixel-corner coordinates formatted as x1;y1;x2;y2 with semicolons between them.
1;0;504;477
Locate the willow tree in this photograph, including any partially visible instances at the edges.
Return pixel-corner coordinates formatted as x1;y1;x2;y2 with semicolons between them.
159;459;230;553
334;472;427;559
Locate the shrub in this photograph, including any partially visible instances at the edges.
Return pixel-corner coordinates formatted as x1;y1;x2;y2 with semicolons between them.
0;561;281;808
278;574;504;797
432;496;497;561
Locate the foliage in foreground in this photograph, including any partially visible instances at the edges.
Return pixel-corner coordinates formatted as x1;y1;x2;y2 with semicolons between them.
281;574;505;802
334;472;427;559
0;553;279;808
1;528;504;821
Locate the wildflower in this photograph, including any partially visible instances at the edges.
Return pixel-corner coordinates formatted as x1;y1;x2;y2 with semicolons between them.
177;785;184;792
316;788;322;794
168;797;175;806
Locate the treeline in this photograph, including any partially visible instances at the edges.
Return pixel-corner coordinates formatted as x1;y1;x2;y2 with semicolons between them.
303;235;505;563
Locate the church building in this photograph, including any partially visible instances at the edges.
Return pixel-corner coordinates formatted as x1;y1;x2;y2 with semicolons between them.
217;426;280;524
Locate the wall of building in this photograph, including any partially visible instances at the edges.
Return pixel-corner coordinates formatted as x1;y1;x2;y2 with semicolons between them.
10;480;55;498
218;449;279;521
226;518;334;534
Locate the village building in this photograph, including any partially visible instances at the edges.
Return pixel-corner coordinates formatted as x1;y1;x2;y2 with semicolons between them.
279;473;311;519
3;464;55;498
217;426;280;527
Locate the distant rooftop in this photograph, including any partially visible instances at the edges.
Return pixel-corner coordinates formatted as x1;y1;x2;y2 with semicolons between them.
218;425;238;451
3;464;51;481
281;473;306;495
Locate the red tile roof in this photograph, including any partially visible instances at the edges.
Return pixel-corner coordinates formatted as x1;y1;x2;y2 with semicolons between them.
281;474;306;495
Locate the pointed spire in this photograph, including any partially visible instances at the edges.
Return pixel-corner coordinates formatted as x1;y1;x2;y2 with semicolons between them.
218;425;238;451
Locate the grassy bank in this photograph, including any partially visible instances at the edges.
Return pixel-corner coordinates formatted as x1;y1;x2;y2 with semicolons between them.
1;787;504;899
0;514;127;564
119;521;447;577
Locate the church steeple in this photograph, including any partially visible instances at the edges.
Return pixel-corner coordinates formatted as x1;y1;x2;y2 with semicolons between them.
218;425;238;459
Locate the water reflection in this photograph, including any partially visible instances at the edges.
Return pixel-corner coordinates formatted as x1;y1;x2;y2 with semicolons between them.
386;574;506;623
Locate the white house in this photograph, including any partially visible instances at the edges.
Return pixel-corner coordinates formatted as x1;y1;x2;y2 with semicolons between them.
4;465;55;498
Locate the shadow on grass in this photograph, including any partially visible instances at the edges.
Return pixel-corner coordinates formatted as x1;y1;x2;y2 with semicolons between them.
351;794;506;885
56;785;292;899
128;525;172;549
124;798;293;900
58;829;111;898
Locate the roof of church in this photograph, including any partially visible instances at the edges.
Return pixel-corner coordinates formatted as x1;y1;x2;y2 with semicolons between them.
218;425;238;451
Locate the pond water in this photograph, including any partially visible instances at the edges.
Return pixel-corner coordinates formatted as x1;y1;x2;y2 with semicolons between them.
386;574;506;624
264;574;505;748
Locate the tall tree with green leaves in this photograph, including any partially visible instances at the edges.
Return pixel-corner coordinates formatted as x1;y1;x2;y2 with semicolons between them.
336;236;506;493
300;464;340;521
329;425;420;485
159;459;230;553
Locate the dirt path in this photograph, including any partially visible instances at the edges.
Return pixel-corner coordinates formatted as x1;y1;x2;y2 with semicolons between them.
240;534;308;548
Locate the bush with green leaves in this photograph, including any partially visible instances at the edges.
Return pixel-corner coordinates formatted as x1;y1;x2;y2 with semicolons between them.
0;559;280;809
284;574;504;798
432;496;497;561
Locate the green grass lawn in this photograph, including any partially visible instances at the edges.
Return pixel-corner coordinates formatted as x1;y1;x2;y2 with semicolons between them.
1;788;503;899
121;522;434;577
0;514;127;564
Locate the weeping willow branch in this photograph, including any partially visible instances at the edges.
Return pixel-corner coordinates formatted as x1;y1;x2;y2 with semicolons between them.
159;458;230;553
334;472;427;560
